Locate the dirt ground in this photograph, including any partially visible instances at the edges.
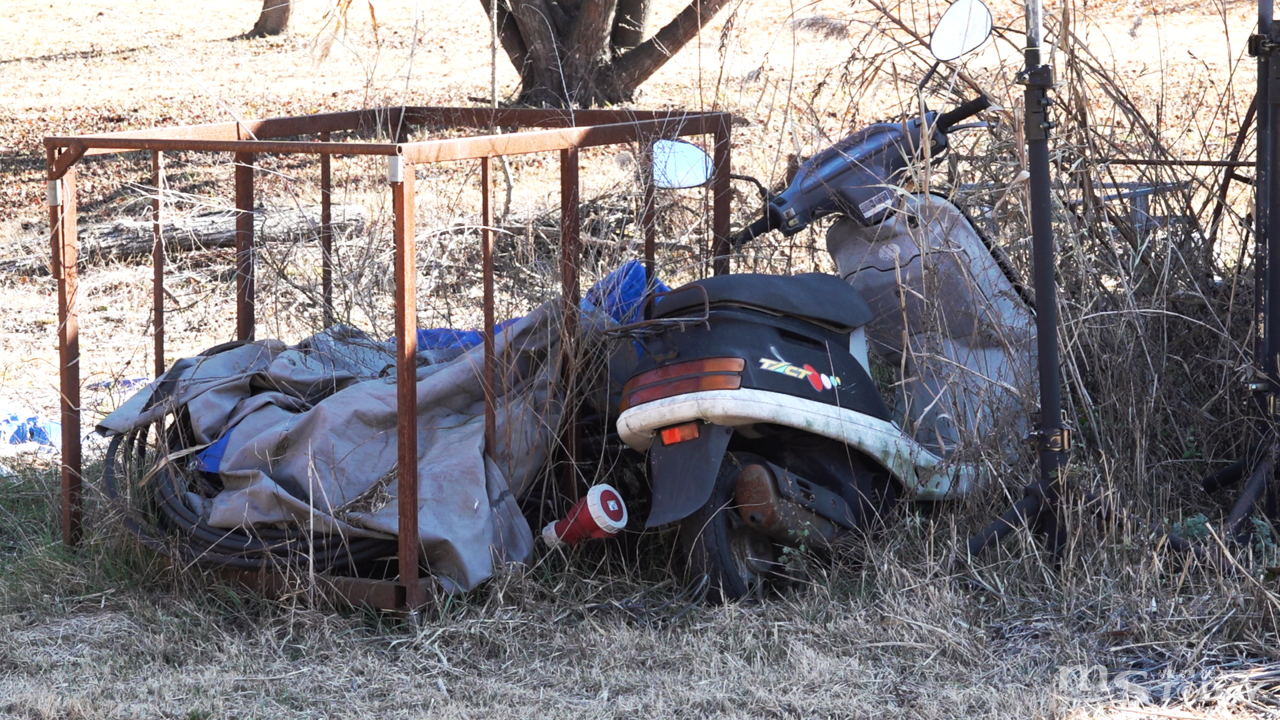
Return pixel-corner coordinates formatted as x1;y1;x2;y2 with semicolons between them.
1;0;1277;718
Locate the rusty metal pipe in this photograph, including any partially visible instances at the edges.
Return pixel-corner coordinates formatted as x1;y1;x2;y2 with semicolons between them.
45;108;729;166
560;147;580;500
48;108;393;143
152;150;165;378
49;114;727;170
51;154;82;547
392;159;422;611
234;153;255;342
53;139;401;161
400;107;703;127
401;117;724;165
481;156;496;450
47;107;710;149
640;140;656;286
711;116;732;276
320;132;334;327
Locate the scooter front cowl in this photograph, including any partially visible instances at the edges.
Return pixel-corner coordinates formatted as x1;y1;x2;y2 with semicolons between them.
645;422;734;527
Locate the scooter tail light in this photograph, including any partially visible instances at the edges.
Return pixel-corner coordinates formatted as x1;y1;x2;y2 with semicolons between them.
620;357;745;412
659;421;701;446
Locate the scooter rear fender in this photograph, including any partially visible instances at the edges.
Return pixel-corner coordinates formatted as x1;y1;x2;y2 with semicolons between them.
645;423;735;528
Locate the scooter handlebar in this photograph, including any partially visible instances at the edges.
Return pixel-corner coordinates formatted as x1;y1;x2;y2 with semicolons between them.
936;95;991;133
730;215;775;247
730;98;988;242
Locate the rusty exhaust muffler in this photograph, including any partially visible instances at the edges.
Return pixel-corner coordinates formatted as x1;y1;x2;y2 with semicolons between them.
733;461;856;544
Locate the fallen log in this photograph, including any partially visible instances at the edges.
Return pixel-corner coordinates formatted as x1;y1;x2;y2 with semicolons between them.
2;204;366;275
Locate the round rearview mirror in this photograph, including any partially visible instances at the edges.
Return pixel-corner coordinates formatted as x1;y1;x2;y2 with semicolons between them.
652;139;713;190
929;0;993;62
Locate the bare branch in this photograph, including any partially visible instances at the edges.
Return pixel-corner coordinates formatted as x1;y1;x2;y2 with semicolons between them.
610;0;732;94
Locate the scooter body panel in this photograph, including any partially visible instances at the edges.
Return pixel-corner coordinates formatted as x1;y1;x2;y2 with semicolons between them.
827;194;1037;459
766;117;941;233
629;306;892;423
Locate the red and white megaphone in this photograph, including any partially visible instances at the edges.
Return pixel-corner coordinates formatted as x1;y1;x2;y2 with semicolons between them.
542;484;628;547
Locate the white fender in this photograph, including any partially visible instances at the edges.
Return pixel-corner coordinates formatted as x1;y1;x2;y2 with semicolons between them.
616;389;979;500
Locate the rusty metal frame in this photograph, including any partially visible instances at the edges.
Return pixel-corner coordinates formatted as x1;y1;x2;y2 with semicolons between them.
44;106;733;612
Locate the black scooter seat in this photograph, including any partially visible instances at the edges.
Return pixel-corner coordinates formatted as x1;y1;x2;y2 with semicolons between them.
653;272;872;332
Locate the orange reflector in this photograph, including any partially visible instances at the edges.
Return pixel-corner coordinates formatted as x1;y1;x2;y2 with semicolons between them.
660;422;701;446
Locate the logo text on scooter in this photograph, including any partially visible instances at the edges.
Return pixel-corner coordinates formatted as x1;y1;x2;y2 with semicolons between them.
758;358;841;392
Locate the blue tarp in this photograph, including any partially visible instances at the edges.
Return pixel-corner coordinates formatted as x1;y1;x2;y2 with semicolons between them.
416;318;521;352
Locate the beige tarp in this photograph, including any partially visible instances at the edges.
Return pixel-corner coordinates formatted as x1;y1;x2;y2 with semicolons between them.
99;306;569;592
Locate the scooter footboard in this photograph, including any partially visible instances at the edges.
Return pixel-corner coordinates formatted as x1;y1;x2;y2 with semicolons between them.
645;423;734;527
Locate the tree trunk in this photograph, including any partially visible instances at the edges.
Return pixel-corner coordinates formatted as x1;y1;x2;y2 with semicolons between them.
248;0;292;38
611;0;651;51
485;0;529;78
506;0;569;105
482;0;730;107
564;0;618;103
608;0;732;96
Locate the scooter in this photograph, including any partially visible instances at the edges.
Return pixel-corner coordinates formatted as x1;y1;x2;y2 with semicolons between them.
615;0;1039;599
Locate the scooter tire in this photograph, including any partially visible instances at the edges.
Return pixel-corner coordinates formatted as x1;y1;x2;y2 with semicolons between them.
679;451;781;602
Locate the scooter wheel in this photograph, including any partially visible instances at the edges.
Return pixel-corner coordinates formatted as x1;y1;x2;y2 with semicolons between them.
679;452;781;602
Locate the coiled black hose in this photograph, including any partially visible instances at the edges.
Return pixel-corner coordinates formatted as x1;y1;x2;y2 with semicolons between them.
102;420;396;573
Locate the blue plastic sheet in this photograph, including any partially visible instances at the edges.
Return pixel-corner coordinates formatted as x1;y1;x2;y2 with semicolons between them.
0;408;59;448
416;318;521;352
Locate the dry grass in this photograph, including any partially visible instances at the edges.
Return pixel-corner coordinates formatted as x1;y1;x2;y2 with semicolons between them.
3;0;1280;717
4;458;1280;718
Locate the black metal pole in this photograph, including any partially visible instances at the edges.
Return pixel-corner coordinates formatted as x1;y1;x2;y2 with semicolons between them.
1023;0;1067;556
1265;0;1280;388
1254;5;1269;333
965;0;1068;560
1262;0;1280;529
1249;2;1271;439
